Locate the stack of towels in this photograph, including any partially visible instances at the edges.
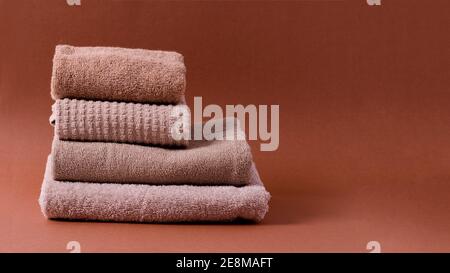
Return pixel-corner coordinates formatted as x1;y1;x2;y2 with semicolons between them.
39;45;270;223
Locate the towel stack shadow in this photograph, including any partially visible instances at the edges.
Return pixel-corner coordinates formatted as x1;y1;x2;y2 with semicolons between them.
38;45;270;223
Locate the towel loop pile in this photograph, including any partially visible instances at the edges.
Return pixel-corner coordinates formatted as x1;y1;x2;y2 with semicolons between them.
39;45;270;223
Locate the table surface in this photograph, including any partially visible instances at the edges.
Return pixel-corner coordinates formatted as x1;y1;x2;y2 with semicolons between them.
2;139;450;252
1;0;450;252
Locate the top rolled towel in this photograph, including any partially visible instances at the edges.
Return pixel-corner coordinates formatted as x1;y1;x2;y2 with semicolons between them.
51;45;186;104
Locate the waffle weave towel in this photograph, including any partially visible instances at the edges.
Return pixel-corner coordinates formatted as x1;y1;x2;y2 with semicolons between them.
50;98;190;146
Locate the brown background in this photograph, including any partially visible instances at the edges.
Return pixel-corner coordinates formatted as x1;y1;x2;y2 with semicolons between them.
1;0;450;252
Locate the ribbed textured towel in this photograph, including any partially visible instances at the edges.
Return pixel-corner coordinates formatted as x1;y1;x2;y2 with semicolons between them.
51;127;252;185
50;98;190;146
51;45;186;104
39;156;271;223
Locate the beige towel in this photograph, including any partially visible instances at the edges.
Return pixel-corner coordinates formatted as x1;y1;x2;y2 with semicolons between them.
51;130;253;185
51;45;186;104
39;156;270;223
50;98;190;146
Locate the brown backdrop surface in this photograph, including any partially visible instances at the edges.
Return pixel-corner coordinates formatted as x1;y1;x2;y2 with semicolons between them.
0;0;450;252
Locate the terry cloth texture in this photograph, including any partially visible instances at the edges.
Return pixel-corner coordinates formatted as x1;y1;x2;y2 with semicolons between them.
51;45;186;104
50;98;190;146
51;130;253;186
39;156;271;223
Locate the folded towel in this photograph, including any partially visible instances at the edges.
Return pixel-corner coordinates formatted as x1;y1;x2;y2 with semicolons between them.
51;45;186;104
51;128;252;185
50;98;190;146
39;156;270;223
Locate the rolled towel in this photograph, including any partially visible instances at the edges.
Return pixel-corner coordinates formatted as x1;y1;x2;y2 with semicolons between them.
51;126;252;185
50;98;190;147
51;45;186;104
39;156;271;223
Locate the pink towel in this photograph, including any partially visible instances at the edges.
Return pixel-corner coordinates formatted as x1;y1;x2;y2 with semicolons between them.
51;45;186;104
39;156;270;223
51;128;252;185
50;98;190;146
